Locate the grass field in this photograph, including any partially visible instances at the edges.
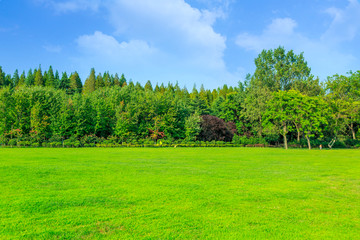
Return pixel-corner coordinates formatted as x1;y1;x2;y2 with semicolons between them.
0;148;359;239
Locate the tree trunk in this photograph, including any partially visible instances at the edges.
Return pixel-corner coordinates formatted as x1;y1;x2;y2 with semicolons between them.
305;134;311;150
283;125;288;150
297;130;300;142
258;117;263;137
351;122;356;140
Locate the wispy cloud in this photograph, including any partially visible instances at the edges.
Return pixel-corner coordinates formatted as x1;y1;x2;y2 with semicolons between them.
36;0;100;13
321;0;360;44
43;44;62;53
0;25;19;33
235;0;360;79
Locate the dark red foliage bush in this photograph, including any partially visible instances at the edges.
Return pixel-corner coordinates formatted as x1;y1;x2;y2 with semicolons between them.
198;115;234;142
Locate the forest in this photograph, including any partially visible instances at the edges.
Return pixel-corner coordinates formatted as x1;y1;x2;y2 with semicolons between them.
0;47;359;149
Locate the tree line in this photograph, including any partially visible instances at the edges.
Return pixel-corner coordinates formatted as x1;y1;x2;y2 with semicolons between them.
0;47;359;149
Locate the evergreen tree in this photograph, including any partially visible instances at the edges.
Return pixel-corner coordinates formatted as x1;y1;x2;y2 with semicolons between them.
114;73;121;87
55;70;60;86
5;74;12;87
18;71;26;87
26;69;34;86
59;72;70;91
135;82;143;91
154;84;160;92
69;72;82;94
190;84;198;99
0;66;5;87
13;70;20;87
119;74;127;86
95;73;104;89
83;68;96;94
145;80;153;91
103;72;113;87
34;67;43;86
45;66;55;88
43;71;48;86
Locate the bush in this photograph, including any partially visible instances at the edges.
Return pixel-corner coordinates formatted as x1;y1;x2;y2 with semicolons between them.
81;135;98;145
232;135;268;145
332;140;346;149
17;141;31;147
31;142;40;148
344;139;360;147
198;115;233;142
48;135;63;143
53;142;62;148
8;139;17;147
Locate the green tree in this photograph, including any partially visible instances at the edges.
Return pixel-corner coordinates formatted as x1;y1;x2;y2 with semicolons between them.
30;102;50;142
113;74;120;87
263;90;296;149
184;112;201;141
54;70;60;88
45;66;56;88
145;80;153;91
326;72;360;139
301;96;329;149
119;74;127;87
69;72;82;94
34;67;44;86
243;85;271;137
59;72;70;91
12;70;20;88
83;68;96;94
0;66;6;87
18;71;26;87
250;46;314;93
25;69;34;86
103;72;113;87
95;73;104;89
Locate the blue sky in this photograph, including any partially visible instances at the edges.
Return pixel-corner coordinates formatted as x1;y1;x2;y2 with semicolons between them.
0;0;359;89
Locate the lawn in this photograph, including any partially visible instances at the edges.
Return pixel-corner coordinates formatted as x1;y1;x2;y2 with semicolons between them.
0;148;359;239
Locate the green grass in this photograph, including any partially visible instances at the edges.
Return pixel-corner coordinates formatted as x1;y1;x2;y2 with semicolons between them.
0;148;359;239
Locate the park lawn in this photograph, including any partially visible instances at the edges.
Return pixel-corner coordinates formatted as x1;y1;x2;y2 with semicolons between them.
0;148;359;239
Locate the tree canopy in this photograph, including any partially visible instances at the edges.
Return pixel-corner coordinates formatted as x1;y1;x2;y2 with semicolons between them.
0;47;359;148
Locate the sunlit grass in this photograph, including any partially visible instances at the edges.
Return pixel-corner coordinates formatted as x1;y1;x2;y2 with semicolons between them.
0;148;359;239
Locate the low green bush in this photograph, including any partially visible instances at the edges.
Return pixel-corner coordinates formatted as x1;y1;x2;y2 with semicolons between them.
232;135;268;145
31;142;40;148
17;141;31;147
8;139;17;147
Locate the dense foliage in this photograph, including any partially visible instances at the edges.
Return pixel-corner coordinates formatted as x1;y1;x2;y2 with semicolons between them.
1;47;359;148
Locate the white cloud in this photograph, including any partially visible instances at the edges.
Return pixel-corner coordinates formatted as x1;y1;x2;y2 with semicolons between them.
76;31;156;59
72;0;240;88
235;0;360;79
236;18;300;52
266;18;297;36
106;0;226;65
322;0;360;44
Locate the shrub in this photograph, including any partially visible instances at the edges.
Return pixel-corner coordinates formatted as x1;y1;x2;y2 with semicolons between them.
198;115;233;142
81;135;98;145
8;139;17;147
344;139;360;147
232;135;268;145
17;141;31;147
31;142;40;148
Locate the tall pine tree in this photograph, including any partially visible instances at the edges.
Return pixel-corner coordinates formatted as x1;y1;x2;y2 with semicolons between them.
34;67;44;86
69;71;82;94
45;66;56;88
83;68;96;94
